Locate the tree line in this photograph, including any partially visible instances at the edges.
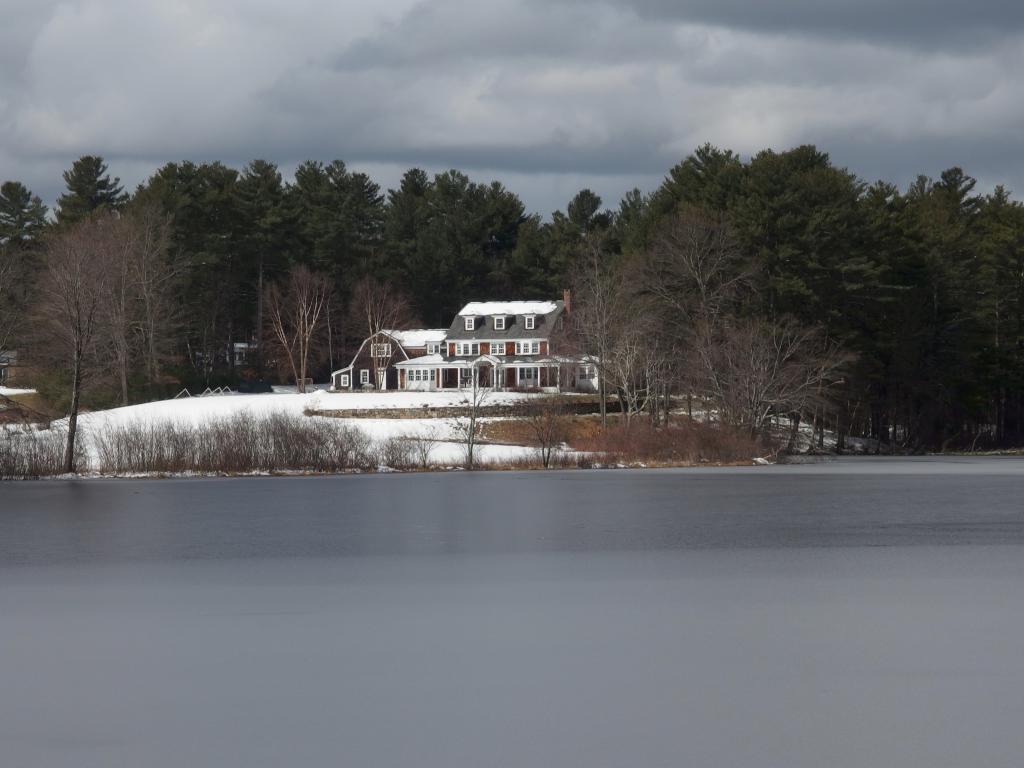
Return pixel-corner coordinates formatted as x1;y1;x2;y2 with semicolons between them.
2;143;1024;452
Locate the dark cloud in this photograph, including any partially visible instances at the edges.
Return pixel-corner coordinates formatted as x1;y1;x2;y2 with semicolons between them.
1;0;1024;218
603;0;1024;47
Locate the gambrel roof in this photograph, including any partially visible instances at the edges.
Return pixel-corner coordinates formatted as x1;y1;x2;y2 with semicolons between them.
447;300;565;341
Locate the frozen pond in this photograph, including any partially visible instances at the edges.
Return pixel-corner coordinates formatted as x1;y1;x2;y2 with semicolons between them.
2;457;1024;767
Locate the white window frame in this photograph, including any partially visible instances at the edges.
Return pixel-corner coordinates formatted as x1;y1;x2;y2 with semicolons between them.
455;342;480;356
524;315;535;330
340;373;350;388
493;316;506;330
426;343;440;355
370;342;392;358
409;368;436;383
464;316;475;330
360;369;370;384
515;341;540;355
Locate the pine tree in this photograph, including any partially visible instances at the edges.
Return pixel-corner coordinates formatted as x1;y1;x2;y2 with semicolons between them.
55;156;127;225
0;181;49;246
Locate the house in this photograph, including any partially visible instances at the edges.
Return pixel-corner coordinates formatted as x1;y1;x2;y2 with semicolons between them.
331;329;447;390
329;292;598;394
330;294;598;394
0;350;19;386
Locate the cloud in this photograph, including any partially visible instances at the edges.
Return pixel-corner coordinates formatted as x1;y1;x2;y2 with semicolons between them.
1;0;1024;217
598;0;1024;48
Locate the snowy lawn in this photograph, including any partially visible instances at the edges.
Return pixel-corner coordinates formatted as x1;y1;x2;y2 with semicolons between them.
42;390;547;470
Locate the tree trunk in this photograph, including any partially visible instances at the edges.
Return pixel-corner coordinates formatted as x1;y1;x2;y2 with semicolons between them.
64;352;82;474
256;254;264;378
786;412;801;453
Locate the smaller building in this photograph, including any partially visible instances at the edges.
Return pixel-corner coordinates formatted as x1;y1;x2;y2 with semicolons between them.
331;329;446;391
0;350;19;386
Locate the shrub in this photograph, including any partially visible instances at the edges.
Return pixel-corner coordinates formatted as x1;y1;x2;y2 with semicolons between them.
0;424;77;479
90;412;373;474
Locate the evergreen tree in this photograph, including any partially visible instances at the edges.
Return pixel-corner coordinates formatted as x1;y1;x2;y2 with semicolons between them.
55;155;127;225
0;181;49;246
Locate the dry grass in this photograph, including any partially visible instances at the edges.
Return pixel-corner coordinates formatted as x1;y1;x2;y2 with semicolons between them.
570;416;768;466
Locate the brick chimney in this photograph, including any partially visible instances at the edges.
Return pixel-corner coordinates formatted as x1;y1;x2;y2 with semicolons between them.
562;288;571;315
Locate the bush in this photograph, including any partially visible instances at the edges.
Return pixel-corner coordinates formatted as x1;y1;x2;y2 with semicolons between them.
90;412;373;474
0;424;77;479
375;435;416;470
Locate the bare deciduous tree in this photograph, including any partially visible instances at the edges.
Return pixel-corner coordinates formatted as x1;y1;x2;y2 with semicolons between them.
522;396;571;467
92;207;178;405
348;276;416;389
0;246;24;359
129;206;178;391
36;216;117;472
643;206;753;329
695;318;848;438
265;265;331;393
570;240;625;426
453;361;489;469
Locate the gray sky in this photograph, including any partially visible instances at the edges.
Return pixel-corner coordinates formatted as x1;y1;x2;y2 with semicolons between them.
2;0;1022;217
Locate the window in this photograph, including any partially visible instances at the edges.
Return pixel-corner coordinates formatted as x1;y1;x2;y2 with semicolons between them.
524;315;535;330
520;367;538;382
340;373;350;388
408;368;436;383
360;369;369;384
464;316;475;330
371;343;392;358
455;342;480;356
426;343;440;355
494;316;506;330
580;365;595;379
515;341;540;355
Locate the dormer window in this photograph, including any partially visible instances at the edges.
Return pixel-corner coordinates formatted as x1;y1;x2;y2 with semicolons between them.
493;316;506;331
524;315;535;330
464;316;475;331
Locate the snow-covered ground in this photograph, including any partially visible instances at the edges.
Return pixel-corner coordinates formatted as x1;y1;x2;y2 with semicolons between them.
48;389;545;469
0;387;36;397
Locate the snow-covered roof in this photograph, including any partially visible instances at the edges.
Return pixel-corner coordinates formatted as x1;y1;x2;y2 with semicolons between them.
393;354;445;367
385;329;447;347
458;301;558;317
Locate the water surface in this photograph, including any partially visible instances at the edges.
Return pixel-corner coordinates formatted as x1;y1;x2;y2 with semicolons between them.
2;458;1023;767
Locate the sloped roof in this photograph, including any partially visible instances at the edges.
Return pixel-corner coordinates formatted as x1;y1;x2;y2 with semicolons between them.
385;329;447;347
447;300;564;340
393;354;445;366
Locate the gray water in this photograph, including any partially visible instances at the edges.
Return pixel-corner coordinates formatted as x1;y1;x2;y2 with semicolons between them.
2;457;1023;767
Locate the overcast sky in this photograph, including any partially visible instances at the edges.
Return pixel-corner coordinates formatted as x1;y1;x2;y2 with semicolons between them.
2;0;1022;216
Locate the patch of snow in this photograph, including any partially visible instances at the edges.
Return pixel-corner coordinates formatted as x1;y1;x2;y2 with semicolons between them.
0;387;36;397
